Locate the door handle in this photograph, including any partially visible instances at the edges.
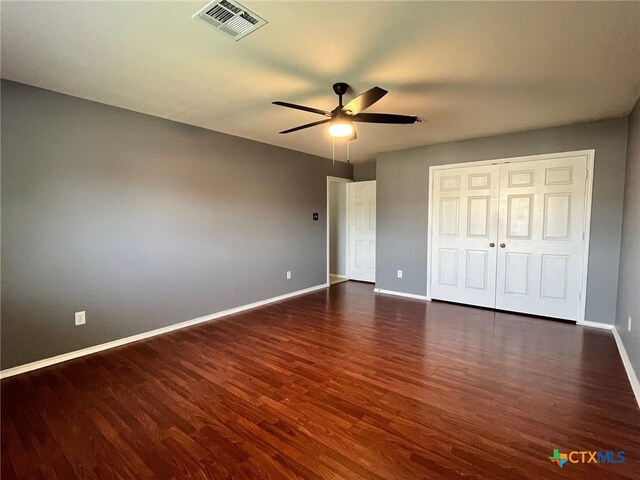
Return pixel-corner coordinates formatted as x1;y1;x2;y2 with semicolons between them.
489;242;495;248
500;243;506;248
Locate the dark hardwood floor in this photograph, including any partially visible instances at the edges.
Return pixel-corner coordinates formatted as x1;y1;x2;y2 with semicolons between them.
2;281;639;479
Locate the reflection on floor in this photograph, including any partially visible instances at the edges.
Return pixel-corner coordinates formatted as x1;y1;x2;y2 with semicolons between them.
330;274;348;285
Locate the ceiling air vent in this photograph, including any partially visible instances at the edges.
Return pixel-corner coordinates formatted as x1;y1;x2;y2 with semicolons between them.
193;0;267;41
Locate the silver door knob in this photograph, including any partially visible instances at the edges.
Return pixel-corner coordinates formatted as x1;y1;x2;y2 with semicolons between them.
489;242;495;248
500;243;506;248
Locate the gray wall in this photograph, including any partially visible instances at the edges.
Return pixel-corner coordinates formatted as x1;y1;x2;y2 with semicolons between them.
1;80;352;369
329;181;347;276
353;161;376;181
616;97;640;376
376;117;629;324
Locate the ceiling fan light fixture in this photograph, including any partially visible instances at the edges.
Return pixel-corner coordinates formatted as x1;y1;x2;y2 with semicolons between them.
328;119;354;138
274;82;418;137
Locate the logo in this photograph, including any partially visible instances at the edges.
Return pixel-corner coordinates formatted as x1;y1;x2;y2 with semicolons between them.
549;449;568;468
549;449;625;468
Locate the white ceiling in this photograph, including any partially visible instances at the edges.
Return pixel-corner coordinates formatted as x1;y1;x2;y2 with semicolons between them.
2;1;639;163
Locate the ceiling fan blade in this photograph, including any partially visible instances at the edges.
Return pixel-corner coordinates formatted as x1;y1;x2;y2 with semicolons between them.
341;86;387;115
351;113;419;124
272;101;330;116
279;119;331;134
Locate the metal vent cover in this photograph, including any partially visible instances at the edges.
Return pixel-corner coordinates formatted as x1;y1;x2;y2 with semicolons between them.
193;0;267;41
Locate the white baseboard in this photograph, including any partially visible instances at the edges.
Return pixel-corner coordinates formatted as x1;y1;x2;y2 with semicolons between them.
0;283;329;379
612;327;640;409
576;320;615;330
373;288;431;301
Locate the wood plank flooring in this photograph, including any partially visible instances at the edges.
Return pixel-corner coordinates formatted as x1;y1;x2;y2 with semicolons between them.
2;281;639;479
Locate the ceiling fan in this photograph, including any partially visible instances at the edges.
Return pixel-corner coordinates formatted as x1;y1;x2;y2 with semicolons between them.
273;82;420;140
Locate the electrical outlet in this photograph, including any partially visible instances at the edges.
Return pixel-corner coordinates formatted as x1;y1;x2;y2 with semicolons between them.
397;269;403;279
75;311;86;326
286;271;292;280
628;315;632;332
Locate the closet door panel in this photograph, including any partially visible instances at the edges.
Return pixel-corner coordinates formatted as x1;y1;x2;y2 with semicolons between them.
430;165;500;308
495;155;588;320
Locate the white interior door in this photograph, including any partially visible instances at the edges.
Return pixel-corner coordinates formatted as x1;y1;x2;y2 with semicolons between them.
430;165;500;308
429;152;590;321
495;155;588;320
348;181;376;282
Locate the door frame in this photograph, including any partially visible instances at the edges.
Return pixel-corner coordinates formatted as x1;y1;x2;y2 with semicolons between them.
327;176;352;285
426;149;595;322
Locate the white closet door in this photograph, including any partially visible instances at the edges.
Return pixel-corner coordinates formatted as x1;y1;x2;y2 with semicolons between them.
348;181;376;282
430;165;500;308
495;155;588;320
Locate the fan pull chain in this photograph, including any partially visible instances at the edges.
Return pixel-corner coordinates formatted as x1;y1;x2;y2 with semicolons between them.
332;139;336;166
331;138;352;165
